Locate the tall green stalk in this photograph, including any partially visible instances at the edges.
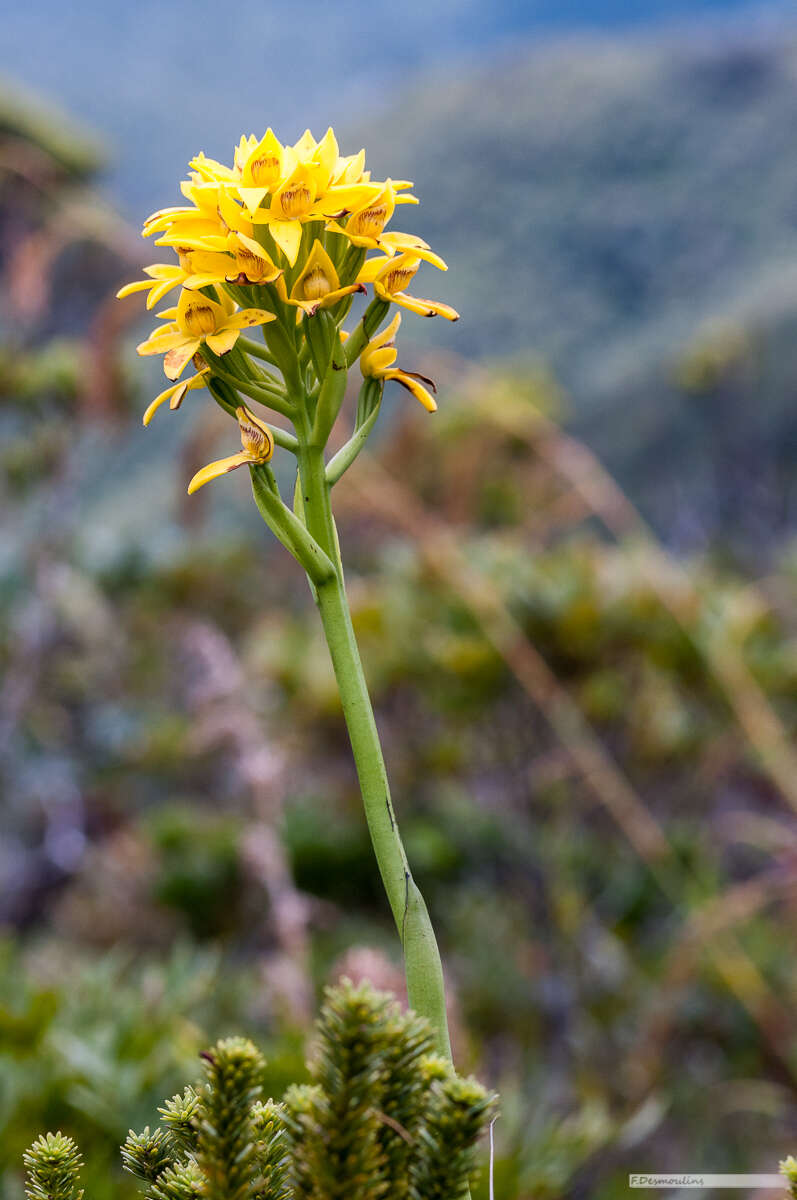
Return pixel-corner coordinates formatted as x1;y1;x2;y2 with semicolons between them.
292;433;452;1059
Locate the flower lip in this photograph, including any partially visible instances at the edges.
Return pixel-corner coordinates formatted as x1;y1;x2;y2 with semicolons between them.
182;300;217;337
349;202;388;238
302;266;332;301
237;405;275;460
278;184;312;219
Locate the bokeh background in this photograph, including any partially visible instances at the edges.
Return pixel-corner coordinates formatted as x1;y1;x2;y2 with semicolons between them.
2;1;797;1196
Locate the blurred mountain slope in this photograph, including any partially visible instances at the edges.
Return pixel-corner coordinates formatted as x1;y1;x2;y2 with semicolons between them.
354;23;797;377
348;21;797;551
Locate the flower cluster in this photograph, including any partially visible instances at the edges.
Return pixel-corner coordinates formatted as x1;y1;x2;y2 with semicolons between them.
118;126;458;495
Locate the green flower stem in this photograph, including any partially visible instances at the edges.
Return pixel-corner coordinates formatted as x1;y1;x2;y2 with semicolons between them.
325;402;381;486
210;367;294;419
295;433;452;1060
237;335;280;367
250;467;336;588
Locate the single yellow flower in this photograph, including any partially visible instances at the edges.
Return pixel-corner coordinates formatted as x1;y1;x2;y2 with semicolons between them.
358;251;459;321
325;180;418;249
236;128;294;214
137;287;276;380
187;405;275;494
279;239;364;316
221;232;283;286
142;367;210;426
170;233;282;290
359;312;438;411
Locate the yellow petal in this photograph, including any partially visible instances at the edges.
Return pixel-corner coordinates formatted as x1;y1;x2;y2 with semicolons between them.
376;285;459;321
237;186;269;214
117;279;156;299
187;451;253;495
356;255;392;284
293;129;317;159
143;381;182;426
313;127;339;188
383;368;438;412
164;341;201;379
379;232;447;269
361;344;397;376
221;307;276;331
136;330;186;356
266;219;303;266
205;327;240;356
368;311;401;351
146;277;187;308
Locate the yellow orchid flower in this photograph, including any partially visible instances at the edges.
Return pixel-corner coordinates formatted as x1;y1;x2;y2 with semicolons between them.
176;233;282;290
358;251;459;321
359;312;438;412
326;180;419;249
142;367;210;426
278;239;365;316
222;232;283;285
137;287;276;380
236;128;296;215
187;405;275;494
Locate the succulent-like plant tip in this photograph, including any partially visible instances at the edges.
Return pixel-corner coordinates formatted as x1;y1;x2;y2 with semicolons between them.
121;1126;175;1183
159;1086;200;1154
24;1133;84;1200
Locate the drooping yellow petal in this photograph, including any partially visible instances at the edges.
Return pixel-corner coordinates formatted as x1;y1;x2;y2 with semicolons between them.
205;327;241;356
378;233;448;270
383;368;438;412
143;381;184;426
356;254;392;284
164;340;201;379
141;369;209;426
376;285;459;321
187;451;253;495
266;219;303;266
